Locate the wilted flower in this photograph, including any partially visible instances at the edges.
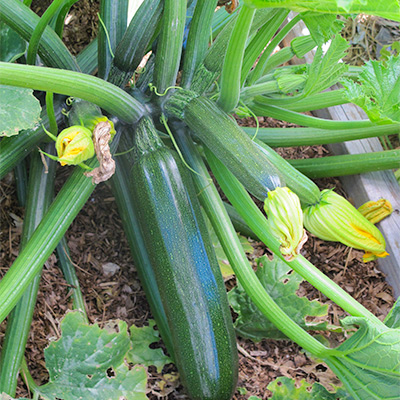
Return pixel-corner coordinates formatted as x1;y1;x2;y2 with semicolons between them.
358;199;393;225
303;189;389;262
264;187;307;261
83;116;116;139
56;126;95;166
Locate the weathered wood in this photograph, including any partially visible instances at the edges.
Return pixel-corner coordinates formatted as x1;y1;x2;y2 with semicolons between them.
283;20;400;296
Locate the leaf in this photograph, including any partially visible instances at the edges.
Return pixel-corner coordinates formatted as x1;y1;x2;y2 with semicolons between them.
228;256;332;341
302;35;349;97
301;12;345;45
242;0;400;22
36;312;148;400
0;22;26;63
127;320;172;373
0;85;41;137
267;376;351;399
384;297;400;329
342;55;400;124
325;316;400;400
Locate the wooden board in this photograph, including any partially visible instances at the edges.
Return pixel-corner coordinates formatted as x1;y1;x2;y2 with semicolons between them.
283;20;400;296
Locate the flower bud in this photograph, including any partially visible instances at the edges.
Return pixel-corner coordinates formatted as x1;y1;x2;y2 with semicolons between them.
358;199;393;225
56;126;95;166
303;189;389;262
264;187;307;261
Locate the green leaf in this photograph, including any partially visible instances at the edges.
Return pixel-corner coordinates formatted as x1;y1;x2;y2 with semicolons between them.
0;85;41;137
302;35;349;97
0;22;26;63
342;56;400;124
267;376;351;399
127;320;172;373
242;0;400;22
384;297;400;329
228;256;332;341
325;316;400;400
301;12;345;45
36;312;148;400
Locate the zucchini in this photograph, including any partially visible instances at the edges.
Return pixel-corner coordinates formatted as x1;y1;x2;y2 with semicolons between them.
128;116;238;400
166;90;321;205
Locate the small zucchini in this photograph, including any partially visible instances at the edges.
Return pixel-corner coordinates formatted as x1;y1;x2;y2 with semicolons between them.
128;116;238;400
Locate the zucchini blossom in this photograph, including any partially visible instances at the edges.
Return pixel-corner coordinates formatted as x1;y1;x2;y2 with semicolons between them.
264;187;307;261
303;189;389;262
358;199;393;224
56;125;95;166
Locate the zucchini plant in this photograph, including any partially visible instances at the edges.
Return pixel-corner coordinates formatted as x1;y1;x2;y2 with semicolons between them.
0;0;400;399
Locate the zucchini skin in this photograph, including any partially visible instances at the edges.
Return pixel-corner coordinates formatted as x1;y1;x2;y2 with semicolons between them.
129;117;238;400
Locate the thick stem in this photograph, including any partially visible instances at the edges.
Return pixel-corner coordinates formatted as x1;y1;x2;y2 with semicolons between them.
0;62;146;124
250;102;374;129
289;149;400;178
218;5;256;112
241;123;400;147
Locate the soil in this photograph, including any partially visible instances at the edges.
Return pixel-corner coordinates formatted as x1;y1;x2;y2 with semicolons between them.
0;3;396;400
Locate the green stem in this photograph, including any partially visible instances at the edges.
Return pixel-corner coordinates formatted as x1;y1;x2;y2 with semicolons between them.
241;123;400;147
20;359;39;393
241;9;289;85
97;0;128;79
289;149;400;178
247;13;301;85
0;62;146;124
181;0;218;88
45;92;58;134
252;89;348;112
218;4;256;112
0;145;56;396
0;0;79;70
26;0;65;65
250;102;374;129
173;125;327;357
56;238;88;321
0;160;97;324
54;0;80;38
206;149;382;324
13;161;28;208
153;0;186;94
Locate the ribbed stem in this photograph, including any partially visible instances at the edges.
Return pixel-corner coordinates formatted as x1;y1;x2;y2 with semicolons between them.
0;145;56;395
241;9;288;85
247;14;301;85
241;123;400;147
218;5;256;112
181;0;218;88
289;149;400;178
97;0;128;79
250;102;374;129
0;62;146;124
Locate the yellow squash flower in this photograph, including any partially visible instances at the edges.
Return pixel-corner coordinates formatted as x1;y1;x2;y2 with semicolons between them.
358;199;393;225
56;126;95;166
264;187;307;261
303;189;389;262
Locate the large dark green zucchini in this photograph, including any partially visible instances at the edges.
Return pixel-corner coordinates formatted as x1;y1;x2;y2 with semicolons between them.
128;116;238;400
